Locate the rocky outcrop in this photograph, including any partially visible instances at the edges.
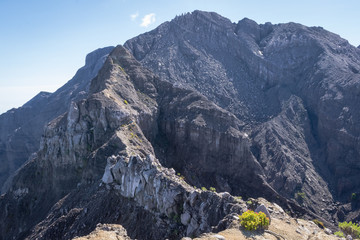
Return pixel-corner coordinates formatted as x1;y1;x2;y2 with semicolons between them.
101;154;247;237
0;46;114;191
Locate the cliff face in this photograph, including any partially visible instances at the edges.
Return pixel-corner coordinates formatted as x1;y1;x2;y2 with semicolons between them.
125;10;360;217
1;10;360;240
0;47;113;192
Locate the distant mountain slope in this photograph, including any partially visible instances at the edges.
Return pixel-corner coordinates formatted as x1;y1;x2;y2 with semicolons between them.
0;46;113;191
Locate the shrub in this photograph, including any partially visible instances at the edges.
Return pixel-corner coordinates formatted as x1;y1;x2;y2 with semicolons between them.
338;221;360;239
235;196;242;201
239;210;270;231
201;187;207;191
334;231;345;238
351;192;357;200
209;187;216;192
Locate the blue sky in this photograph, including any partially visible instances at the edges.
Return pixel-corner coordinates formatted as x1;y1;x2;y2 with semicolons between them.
1;0;359;114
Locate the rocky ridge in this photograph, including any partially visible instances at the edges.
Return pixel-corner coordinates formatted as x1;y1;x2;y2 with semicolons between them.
75;198;341;240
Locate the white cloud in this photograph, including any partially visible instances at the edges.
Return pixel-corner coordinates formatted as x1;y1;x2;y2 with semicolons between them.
140;13;156;27
130;12;139;21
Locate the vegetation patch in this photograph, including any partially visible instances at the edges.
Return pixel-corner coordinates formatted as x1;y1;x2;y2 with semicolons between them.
239;210;270;231
209;187;216;192
338;221;360;239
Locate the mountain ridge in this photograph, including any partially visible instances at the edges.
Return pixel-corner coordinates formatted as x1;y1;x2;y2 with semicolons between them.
0;10;359;239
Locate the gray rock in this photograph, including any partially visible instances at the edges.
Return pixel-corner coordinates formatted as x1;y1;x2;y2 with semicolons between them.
324;228;332;235
181;212;191;225
255;204;271;222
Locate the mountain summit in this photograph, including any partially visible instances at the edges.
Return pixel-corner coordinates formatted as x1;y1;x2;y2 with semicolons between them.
0;10;359;240
125;9;360;212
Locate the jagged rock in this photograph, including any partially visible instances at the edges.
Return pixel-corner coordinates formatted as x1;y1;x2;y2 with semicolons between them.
102;154;246;236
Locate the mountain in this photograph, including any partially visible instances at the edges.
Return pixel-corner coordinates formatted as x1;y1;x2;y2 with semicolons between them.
0;46;114;192
0;10;360;240
124;10;360;218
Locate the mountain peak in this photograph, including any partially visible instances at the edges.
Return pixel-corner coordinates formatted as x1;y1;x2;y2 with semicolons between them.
85;46;114;66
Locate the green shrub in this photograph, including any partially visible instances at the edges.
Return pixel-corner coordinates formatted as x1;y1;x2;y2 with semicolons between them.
351;192;357;200
239;210;270;231
201;187;207;191
295;191;306;199
235;196;242;201
339;221;360;239
334;231;345;238
209;187;216;192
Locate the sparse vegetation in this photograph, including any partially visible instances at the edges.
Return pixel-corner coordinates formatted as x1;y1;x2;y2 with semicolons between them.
334;231;345;238
201;187;207;191
338;221;360;239
209;187;216;192
176;173;185;181
239;210;270;231
295;191;306;203
352;192;357;200
124;99;128;105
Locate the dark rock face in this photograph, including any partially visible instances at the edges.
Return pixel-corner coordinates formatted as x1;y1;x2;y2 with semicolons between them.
125;10;360;217
0;46;114;192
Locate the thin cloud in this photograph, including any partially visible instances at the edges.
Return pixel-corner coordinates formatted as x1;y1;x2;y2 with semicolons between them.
140;13;156;27
130;12;139;21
